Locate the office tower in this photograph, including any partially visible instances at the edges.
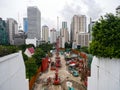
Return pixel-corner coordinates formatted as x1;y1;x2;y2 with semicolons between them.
50;28;56;43
7;18;18;45
62;21;67;29
88;18;95;41
0;18;8;45
42;25;49;42
23;18;28;33
116;5;120;17
27;6;41;40
70;15;86;46
60;21;69;48
14;30;27;45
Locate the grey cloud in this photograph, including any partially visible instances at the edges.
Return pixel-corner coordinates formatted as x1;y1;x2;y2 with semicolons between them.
41;17;56;29
60;2;82;26
60;3;82;19
82;0;102;20
60;0;102;22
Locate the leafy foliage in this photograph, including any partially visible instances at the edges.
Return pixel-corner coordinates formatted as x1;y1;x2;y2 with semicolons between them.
87;54;93;69
80;46;89;53
18;44;35;52
33;48;46;67
25;58;38;80
65;42;72;49
37;43;53;53
89;13;120;58
0;45;18;57
22;52;28;61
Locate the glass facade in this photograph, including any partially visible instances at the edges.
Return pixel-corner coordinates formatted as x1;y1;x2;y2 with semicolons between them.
0;18;9;45
23;18;28;33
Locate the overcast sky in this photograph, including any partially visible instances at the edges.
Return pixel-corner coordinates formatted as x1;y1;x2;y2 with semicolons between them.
0;0;120;30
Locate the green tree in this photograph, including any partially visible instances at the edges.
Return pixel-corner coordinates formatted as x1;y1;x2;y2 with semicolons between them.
22;53;28;61
80;46;89;53
0;45;18;57
37;43;53;53
89;13;120;58
33;48;46;67
65;42;72;49
18;44;35;52
25;58;38;80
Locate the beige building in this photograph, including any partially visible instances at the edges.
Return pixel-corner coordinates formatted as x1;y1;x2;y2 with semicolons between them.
50;28;56;44
7;18;18;45
78;33;89;47
42;25;49;42
70;15;87;47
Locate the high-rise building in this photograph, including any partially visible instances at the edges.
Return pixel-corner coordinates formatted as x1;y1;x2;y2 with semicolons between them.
7;18;18;45
70;15;86;46
0;18;8;45
62;21;67;29
116;5;120;17
42;25;49;42
14;30;27;45
60;21;69;48
60;22;69;42
50;28;56;44
88;18;95;41
23;18;28;33
78;33;89;47
27;6;41;40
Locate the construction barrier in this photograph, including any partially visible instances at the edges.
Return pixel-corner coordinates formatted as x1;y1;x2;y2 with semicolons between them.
29;66;41;90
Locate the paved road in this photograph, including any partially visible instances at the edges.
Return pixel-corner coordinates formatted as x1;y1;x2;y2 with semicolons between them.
33;53;83;90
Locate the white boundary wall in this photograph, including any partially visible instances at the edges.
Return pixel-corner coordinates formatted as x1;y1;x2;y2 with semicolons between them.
88;56;120;90
0;51;29;90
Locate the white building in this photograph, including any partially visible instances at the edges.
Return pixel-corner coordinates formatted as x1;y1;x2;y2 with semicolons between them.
27;6;41;40
116;5;120;17
0;51;29;90
70;15;86;46
26;38;39;47
7;18;18;45
50;28;56;44
42;25;49;42
88;56;120;90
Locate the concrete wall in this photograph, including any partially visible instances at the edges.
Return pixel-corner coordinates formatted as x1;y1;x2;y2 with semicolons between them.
0;51;29;90
88;56;120;90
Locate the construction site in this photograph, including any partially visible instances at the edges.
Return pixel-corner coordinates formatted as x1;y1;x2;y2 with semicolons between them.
31;39;90;90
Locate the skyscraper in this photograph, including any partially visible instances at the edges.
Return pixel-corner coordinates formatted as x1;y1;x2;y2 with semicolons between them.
116;5;120;17
0;18;8;45
88;18;95;41
27;6;41;40
62;21;67;29
42;25;49;42
23;18;28;33
70;15;87;47
50;28;56;44
7;18;18;45
60;21;69;48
